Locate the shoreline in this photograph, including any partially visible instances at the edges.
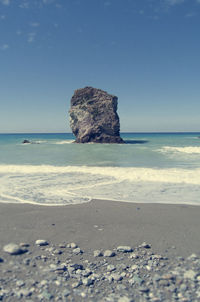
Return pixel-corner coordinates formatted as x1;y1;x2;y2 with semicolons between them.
0;199;199;258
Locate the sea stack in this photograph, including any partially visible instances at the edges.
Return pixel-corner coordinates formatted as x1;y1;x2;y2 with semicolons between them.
69;87;124;143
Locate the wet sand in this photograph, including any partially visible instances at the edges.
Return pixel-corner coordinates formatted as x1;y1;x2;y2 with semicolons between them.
0;199;199;258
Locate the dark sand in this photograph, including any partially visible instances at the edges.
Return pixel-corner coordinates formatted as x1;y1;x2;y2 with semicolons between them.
0;199;199;258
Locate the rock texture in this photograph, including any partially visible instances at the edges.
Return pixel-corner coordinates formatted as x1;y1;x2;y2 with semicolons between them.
69;87;124;143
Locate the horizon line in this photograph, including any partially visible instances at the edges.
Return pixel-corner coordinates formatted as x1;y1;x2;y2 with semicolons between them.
0;131;200;135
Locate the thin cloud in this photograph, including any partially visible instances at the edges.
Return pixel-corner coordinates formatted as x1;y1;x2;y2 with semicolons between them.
165;0;185;6
0;44;9;50
27;32;36;43
0;0;10;5
0;15;6;19
30;22;40;27
185;12;197;18
19;2;29;9
42;0;56;4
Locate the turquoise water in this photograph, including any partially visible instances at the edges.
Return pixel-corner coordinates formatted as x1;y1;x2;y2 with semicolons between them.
0;132;200;205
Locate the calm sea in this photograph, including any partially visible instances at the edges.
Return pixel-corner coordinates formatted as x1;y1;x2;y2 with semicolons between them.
0;132;200;206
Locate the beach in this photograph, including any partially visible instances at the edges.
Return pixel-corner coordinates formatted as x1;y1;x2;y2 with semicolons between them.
1;200;200;301
0;199;200;258
1;133;200;300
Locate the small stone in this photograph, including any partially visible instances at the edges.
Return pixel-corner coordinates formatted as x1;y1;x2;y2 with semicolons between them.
93;250;103;257
19;243;30;248
159;279;170;286
184;270;197;280
151;254;163;260
187;253;198;260
20;289;32;297
107;264;116;272
69;263;84;271
53;249;62;255
40;280;48;286
129;253;139;259
0;257;4;263
139;286;150;293
121;272;127;278
118;297;133;302
3;243;27;255
39;291;54;300
73;247;83;255
180;284;188;291
35;239;49;246
62;289;70;298
67;242;78;248
140;242;151;249
162;273;175;280
58;244;66;248
111;273;123;281
132;275;144;285
16;280;25;287
82;278;94;286
80;292;87;298
71;281;82;288
90;273;99;281
103;250;116;257
117;246;133;253
82;268;92;277
153;274;161;282
130;264;138;272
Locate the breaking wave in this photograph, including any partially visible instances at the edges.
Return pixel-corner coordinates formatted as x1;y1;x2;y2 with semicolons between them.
0;164;200;206
159;146;200;155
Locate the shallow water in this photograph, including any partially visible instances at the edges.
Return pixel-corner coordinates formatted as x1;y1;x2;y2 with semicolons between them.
0;132;200;205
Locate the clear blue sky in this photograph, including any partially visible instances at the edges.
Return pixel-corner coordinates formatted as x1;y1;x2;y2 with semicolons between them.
0;0;200;133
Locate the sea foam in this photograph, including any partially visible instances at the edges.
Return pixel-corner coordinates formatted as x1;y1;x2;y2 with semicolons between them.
159;146;200;154
0;164;200;206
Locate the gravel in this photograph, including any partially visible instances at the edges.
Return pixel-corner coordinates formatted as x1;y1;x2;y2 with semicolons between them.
0;241;200;301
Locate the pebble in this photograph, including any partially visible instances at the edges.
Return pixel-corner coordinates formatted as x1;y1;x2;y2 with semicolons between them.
139;286;150;293
103;250;116;257
118;297;133;302
110;273;123;281
184;270;197;280
82;278;94;286
107;264;116;272
140;242;151;249
93;250;103;257
187;253;198;260
62;289;70;297
129;253;139;259
73;247;83;255
67;242;78;248
117;246;133;253
71;281;82;288
0;240;200;302
3;243;27;255
35;239;49;246
19;243;30;248
16;280;25;287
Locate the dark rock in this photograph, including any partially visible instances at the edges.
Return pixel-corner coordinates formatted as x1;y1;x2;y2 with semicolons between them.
22;140;31;144
69;87;124;143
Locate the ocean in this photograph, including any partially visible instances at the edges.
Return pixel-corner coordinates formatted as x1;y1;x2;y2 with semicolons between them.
0;132;200;206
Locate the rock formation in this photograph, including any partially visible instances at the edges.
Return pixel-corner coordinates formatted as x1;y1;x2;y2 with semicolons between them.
22;140;31;144
69;87;124;143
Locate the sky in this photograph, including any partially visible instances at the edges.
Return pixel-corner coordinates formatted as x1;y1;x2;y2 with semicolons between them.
0;0;200;133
